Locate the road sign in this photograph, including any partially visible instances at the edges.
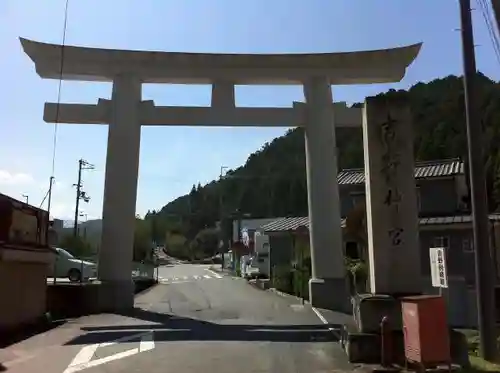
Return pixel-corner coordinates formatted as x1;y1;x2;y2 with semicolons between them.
429;247;448;288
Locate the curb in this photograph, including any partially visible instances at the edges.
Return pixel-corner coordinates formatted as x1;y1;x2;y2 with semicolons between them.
134;280;159;297
250;286;341;341
267;287;310;305
246;280;310;304
208;266;236;277
311;307;342;339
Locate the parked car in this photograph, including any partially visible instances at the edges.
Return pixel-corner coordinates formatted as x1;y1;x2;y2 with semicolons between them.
49;247;97;282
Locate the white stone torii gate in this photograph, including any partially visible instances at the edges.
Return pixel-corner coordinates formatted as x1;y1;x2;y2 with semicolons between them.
21;38;421;312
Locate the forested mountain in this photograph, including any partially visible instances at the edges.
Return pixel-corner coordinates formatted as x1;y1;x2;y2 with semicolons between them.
145;73;500;250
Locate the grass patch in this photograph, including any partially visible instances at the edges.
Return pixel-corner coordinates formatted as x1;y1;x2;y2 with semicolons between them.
468;355;500;372
463;329;500;372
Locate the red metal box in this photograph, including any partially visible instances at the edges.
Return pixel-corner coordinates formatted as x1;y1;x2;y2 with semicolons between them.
401;295;450;365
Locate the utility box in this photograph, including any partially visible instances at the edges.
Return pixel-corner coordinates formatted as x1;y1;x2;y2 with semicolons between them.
401;295;450;367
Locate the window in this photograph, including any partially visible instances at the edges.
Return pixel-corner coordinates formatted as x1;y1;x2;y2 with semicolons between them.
462;237;474;253
432;236;449;249
56;248;74;259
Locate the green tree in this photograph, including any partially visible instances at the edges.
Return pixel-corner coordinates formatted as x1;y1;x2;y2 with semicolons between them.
134;218;152;262
59;234;93;258
188;228;220;259
148;73;500;234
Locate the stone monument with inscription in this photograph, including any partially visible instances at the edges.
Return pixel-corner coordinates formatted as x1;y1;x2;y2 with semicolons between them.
363;95;421;295
342;95;423;363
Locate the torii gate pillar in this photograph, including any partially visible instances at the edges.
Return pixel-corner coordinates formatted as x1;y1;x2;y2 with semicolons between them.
98;75;142;310
304;77;349;311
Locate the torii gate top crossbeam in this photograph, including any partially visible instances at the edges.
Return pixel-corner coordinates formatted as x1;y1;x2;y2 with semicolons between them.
20;38;421;85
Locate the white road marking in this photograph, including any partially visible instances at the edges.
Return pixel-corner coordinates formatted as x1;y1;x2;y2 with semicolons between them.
63;331;155;373
311;307;341;339
99;330;151;348
65;349;138;373
67;344;100;367
206;269;223;278
158;273;224;284
139;331;155;352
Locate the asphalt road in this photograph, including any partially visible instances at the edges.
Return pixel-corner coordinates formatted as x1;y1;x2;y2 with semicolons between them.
2;264;357;373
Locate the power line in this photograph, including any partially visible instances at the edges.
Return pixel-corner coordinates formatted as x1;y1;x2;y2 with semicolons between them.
477;0;500;65
52;0;70;176
44;0;70;215
39;188;50;208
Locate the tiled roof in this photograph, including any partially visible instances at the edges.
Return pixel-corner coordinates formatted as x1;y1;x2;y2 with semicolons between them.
260;217;311;232
235;217;285;231
419;214;500;225
261;213;500;233
337;159;464;185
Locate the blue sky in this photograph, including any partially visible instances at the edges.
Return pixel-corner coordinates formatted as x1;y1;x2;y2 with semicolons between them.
0;0;499;221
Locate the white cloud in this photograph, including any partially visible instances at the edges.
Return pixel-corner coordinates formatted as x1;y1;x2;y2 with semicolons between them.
50;203;73;220
0;169;102;221
0;170;34;185
37;179;66;192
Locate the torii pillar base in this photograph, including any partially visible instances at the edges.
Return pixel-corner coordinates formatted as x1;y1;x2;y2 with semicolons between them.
97;280;136;313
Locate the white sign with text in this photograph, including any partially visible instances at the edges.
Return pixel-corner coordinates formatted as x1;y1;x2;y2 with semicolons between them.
429;247;448;288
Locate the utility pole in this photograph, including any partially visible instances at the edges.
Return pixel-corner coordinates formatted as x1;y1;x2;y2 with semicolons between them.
47;176;55;217
73;159;94;237
73;160;83;237
219;166;228;269
459;0;497;360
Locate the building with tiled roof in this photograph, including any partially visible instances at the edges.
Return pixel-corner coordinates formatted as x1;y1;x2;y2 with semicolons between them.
254;158;500;328
337;158;464;185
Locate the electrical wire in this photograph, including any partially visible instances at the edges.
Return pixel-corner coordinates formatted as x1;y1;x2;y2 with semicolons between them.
42;0;70;211
39;188;50;208
477;0;500;65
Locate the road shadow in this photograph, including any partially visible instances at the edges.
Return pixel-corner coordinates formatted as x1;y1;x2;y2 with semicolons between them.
0;320;67;349
65;307;341;345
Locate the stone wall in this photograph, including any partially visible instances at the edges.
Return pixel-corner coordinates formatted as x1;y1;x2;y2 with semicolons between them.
0;261;48;330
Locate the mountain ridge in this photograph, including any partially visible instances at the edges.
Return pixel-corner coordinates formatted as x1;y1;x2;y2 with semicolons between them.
145;73;500;242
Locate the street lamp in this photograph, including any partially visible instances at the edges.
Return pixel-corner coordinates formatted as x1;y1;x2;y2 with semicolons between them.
22;194;29;204
79;212;88;238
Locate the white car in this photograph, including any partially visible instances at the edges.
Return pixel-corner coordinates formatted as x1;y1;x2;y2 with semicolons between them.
49;247;97;282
